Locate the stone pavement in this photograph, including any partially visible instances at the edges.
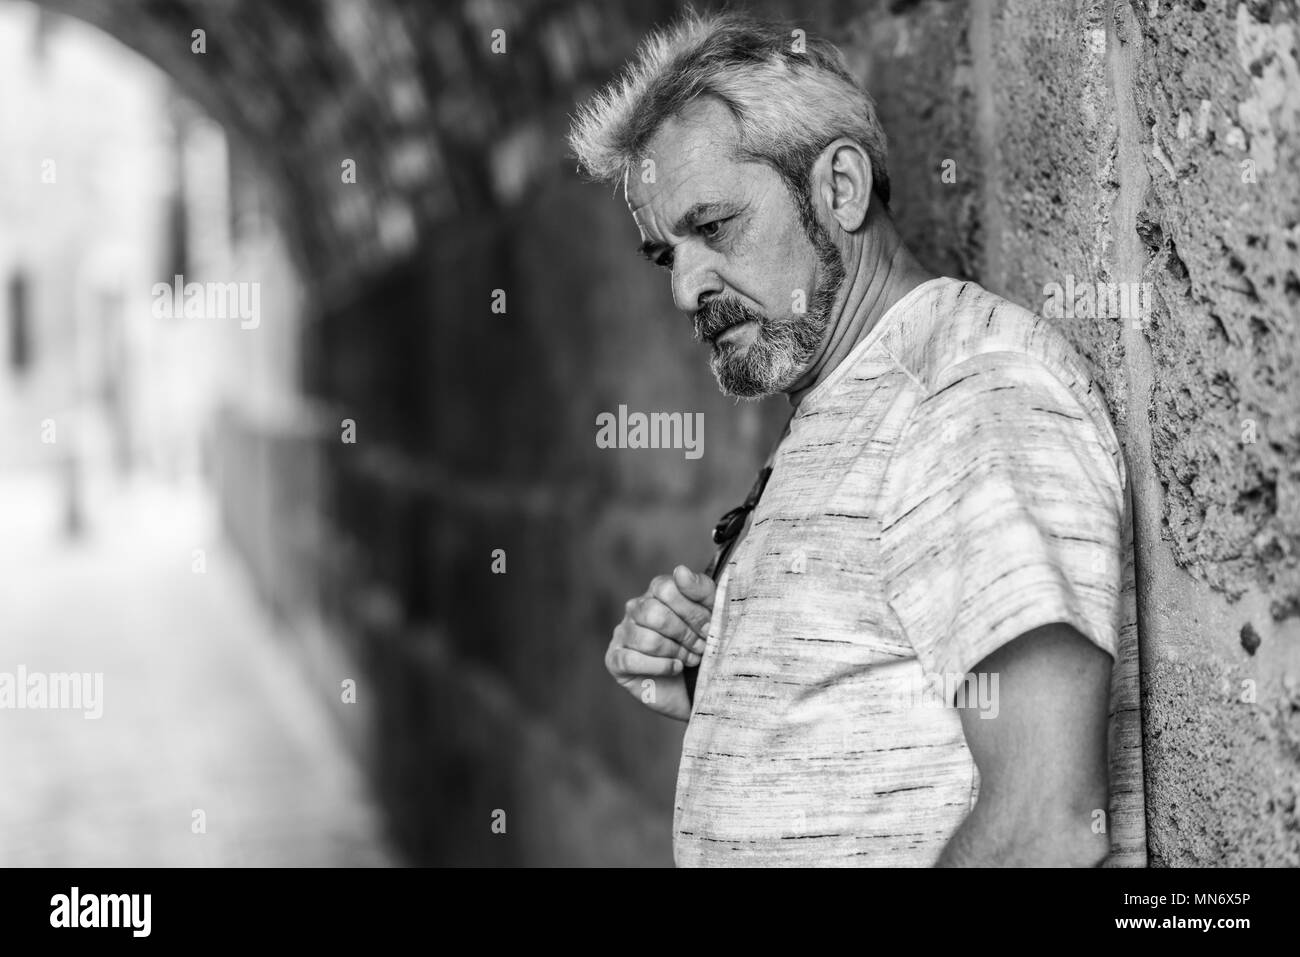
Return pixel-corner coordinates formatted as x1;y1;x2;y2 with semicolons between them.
0;469;396;867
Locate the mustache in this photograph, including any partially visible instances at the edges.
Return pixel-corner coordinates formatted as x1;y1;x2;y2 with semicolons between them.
693;296;766;343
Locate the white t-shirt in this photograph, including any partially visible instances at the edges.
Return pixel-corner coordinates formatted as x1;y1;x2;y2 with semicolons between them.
674;277;1144;866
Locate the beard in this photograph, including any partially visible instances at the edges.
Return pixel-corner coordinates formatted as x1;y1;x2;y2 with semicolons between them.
693;219;846;399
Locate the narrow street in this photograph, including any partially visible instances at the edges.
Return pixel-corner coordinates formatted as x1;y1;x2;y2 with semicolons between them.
0;469;395;866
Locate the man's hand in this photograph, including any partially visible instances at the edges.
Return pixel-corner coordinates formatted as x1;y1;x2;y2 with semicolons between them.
605;565;716;722
937;622;1113;867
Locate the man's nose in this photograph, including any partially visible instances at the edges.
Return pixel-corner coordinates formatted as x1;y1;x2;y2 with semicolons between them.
671;246;724;316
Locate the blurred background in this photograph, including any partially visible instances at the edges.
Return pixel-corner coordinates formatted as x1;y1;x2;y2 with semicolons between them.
0;0;1296;866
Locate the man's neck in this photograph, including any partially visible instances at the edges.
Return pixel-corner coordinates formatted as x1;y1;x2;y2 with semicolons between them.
785;214;937;409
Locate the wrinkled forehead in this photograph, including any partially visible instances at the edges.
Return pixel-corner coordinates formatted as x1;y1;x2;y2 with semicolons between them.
623;98;746;225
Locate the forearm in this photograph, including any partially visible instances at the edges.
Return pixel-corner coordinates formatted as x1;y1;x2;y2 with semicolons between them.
936;794;1110;867
938;624;1115;867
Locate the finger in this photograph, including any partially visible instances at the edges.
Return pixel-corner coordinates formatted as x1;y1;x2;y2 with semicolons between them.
649;573;713;639
673;564;717;608
620;621;703;664
610;647;684;678
628;598;707;656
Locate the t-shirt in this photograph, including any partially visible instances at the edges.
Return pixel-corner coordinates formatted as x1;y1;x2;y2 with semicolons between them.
673;276;1144;866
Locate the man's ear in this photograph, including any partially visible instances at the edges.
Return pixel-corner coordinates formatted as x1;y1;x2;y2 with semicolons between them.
811;138;873;233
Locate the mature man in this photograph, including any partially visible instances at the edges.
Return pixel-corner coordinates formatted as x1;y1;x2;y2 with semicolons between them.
571;12;1134;866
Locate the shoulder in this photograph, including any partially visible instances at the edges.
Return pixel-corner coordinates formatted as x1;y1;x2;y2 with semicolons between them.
882;279;1125;488
882;279;1091;392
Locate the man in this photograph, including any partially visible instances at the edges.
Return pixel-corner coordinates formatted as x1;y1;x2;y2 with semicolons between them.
570;11;1133;866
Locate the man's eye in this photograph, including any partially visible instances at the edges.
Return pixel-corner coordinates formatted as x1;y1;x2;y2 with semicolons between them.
699;219;725;239
655;251;674;270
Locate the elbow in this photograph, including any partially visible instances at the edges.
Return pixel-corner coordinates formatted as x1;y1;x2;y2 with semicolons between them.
1059;825;1112;868
1023;804;1113;867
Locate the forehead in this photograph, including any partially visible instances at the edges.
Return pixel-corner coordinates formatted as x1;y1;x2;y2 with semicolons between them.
624;97;748;224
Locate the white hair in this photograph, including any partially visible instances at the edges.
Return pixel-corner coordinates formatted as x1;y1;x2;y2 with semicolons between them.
568;10;891;215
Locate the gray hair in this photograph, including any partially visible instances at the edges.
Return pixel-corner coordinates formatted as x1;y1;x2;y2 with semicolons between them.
568;10;891;220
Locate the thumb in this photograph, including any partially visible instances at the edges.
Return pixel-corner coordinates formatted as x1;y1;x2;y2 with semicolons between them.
673;564;715;604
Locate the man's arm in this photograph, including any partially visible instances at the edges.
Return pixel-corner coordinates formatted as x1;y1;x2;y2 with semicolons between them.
937;622;1113;867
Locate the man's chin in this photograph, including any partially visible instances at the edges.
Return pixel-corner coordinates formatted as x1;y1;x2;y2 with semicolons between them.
709;358;783;399
716;380;773;399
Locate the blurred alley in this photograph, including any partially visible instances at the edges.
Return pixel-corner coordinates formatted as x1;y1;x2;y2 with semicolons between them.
0;469;394;866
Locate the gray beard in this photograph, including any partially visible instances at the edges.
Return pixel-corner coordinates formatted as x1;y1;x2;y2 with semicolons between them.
695;230;846;399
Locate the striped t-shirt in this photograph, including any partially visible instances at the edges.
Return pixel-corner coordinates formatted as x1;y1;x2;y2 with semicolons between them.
674;276;1144;866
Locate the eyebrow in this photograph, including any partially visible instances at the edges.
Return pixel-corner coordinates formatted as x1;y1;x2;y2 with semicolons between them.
673;200;733;236
638;201;736;263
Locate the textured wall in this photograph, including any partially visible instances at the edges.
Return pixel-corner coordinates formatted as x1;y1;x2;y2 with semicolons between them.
39;0;1300;865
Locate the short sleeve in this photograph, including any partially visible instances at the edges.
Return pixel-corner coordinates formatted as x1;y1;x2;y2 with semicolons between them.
879;350;1125;680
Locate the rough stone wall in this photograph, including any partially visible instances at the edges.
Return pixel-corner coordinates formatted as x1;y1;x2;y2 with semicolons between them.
41;0;1300;865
